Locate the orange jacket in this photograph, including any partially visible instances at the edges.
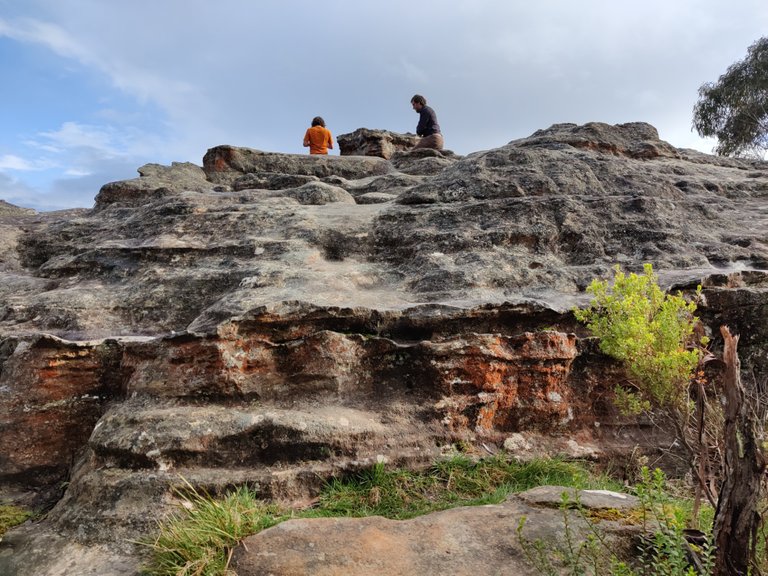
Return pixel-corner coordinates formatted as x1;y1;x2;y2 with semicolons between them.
303;125;333;155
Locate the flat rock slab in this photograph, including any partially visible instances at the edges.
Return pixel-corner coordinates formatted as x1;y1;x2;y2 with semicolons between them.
517;485;640;509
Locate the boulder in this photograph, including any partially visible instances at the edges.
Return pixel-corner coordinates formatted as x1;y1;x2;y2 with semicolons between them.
93;162;210;210
269;181;356;205
202;144;392;186
337;127;420;159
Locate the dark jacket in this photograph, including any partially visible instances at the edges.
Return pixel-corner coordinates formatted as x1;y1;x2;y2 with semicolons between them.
416;106;441;137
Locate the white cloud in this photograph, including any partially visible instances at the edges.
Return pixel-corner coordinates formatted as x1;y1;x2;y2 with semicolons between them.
2;0;768;211
37;122;118;154
24;121;170;175
63;168;91;177
0;153;59;173
0;16;95;65
0;155;35;171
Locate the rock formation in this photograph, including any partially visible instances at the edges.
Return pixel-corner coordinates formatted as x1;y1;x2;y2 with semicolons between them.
232;486;641;576
336;127;421;159
0;123;767;575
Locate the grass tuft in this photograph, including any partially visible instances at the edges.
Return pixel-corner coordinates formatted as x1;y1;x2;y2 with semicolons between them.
141;481;288;576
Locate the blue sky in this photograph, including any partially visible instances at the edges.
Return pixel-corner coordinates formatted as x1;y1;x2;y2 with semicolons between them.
1;0;767;211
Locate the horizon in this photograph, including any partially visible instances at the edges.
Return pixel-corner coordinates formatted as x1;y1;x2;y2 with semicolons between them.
1;1;766;211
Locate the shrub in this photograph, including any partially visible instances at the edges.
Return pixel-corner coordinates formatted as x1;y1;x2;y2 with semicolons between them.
573;263;706;414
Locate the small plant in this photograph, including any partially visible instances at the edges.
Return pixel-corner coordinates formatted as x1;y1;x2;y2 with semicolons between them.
633;467;715;576
0;504;33;538
517;490;635;576
576;265;767;573
574;264;721;517
516;467;715;575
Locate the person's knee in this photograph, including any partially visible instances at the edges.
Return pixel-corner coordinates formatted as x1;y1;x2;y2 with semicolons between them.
414;134;444;150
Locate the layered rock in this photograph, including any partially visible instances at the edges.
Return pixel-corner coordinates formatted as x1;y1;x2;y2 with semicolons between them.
1;122;767;575
337;127;420;159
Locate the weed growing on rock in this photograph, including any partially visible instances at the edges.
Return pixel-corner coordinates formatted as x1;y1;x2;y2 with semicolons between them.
517;467;715;575
312;455;622;520
634;467;715;576
0;504;33;538
574;264;720;515
576;264;768;574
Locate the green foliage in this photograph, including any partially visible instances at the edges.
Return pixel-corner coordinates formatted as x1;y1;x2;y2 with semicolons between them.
573;264;705;414
141;482;288;576
0;504;33;537
633;467;715;576
692;36;768;158
517;491;634;576
314;455;621;520
517;467;715;576
143;457;619;575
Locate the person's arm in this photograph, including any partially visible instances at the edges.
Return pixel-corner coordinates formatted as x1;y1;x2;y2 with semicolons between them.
327;130;333;150
416;109;431;136
303;129;311;147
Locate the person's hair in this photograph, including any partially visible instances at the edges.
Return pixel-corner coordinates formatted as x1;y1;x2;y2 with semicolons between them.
311;116;325;127
410;94;426;106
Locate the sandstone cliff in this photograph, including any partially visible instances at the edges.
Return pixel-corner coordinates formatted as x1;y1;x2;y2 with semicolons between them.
0;122;766;575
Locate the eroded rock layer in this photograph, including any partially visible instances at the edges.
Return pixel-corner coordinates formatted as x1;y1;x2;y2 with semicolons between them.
1;122;767;575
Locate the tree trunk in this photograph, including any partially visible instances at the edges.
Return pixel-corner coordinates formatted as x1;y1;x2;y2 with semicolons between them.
713;326;766;576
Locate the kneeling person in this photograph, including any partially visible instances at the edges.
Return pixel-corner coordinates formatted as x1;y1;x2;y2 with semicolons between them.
410;94;443;150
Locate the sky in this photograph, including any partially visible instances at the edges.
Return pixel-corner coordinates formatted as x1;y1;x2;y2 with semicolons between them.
1;1;767;211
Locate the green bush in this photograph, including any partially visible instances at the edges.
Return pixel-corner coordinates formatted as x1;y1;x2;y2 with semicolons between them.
573;264;706;414
141;482;287;576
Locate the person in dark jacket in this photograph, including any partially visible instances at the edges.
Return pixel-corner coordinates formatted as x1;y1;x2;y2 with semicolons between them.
410;94;444;150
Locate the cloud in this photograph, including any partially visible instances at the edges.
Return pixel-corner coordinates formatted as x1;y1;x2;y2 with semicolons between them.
0;17;89;61
0;155;35;171
35;122;120;155
0;171;44;208
24;120;169;178
2;0;768;211
3;120;170;210
0;155;141;211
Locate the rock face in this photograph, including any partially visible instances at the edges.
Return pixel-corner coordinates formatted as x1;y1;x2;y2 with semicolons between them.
1;122;767;575
336;128;421;159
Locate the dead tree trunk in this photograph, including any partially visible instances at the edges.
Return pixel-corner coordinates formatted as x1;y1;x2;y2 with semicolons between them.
713;326;766;576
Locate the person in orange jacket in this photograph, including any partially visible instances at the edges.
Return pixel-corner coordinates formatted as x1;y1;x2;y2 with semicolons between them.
303;116;334;155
